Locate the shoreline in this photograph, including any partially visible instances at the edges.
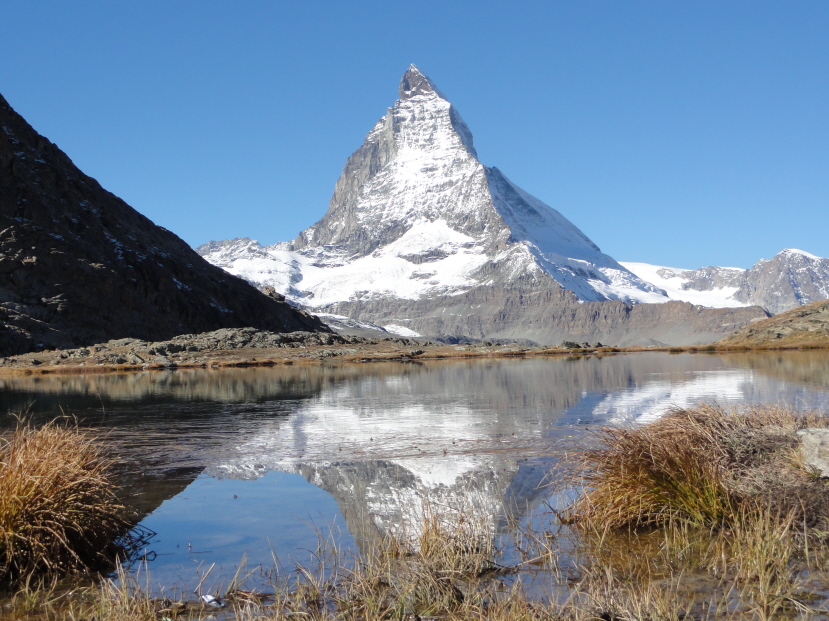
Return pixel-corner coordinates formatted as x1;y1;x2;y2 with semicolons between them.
0;328;827;377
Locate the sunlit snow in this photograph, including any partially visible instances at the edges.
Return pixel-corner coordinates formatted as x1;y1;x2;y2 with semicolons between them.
201;77;667;309
621;262;749;308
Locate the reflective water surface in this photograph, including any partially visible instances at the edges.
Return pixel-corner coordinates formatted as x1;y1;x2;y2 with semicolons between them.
2;351;829;592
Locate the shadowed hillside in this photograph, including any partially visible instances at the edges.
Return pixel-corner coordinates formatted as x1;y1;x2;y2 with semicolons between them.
0;93;327;356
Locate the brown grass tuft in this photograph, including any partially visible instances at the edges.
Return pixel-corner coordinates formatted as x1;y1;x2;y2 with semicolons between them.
0;419;129;585
569;403;829;530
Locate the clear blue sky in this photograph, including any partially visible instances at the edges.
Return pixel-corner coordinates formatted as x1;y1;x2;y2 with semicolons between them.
1;1;827;269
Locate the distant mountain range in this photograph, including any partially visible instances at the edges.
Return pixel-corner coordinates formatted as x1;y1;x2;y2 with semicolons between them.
198;65;773;347
623;248;829;315
0;91;326;356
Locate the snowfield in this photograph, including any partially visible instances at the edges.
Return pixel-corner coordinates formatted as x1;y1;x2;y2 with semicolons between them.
620;262;749;308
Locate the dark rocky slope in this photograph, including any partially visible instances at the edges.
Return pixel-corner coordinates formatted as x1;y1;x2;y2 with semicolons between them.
0;92;326;356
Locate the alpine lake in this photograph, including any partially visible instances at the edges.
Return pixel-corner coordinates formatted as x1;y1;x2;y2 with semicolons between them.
4;350;829;615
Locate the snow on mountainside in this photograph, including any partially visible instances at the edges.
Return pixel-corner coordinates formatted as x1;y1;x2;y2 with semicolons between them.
620;262;748;308
198;65;666;314
622;248;829;314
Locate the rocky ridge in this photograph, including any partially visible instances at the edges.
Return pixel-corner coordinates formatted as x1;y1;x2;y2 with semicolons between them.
199;66;766;346
733;250;829;314
0;327;430;371
718;300;829;347
0;92;327;357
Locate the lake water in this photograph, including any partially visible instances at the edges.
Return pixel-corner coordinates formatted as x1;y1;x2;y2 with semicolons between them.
2;351;829;596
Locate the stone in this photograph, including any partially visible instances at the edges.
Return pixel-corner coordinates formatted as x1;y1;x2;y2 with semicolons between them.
797;428;829;477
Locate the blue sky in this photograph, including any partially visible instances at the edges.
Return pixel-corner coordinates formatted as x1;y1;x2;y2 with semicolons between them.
1;1;827;269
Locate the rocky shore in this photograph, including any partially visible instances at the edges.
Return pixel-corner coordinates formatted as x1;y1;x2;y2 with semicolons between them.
0;327;577;374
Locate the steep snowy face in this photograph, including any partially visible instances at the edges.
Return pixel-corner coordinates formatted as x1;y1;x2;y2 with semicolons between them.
199;65;666;310
292;64;499;257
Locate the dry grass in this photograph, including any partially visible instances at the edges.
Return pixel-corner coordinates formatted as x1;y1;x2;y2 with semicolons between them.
569;403;829;530
565;499;829;620
0;419;129;586
331;500;502;619
550;403;829;619
18;503;829;621
67;564;160;621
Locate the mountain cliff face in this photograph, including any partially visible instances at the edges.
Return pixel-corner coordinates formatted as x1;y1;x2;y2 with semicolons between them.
733;250;829;314
623;249;829;315
198;65;767;346
0;92;327;356
202;66;665;307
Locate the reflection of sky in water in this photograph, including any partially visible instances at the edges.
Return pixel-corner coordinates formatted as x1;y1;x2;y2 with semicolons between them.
134;471;355;593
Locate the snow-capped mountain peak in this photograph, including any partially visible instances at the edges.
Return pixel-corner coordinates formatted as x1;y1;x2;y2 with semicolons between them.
776;248;819;260
199;65;665;316
399;64;443;100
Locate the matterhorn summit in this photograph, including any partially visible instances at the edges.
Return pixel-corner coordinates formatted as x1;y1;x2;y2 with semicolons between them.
199;66;766;345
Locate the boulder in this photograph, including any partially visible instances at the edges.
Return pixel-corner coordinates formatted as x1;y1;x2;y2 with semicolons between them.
797;428;829;476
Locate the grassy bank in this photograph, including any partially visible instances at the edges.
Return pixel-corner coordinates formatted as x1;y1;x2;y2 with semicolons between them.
0;420;130;587
569;403;829;529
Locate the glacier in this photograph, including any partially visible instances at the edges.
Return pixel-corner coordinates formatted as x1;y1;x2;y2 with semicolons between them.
622;248;829;315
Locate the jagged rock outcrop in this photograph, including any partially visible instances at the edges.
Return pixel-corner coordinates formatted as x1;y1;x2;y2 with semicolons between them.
198;66;767;345
732;250;829;314
0;92;328;356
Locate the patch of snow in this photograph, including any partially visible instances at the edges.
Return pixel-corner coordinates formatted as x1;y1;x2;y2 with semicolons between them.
172;277;191;291
315;313;390;333
780;248;819;260
382;324;421;337
621;261;749;308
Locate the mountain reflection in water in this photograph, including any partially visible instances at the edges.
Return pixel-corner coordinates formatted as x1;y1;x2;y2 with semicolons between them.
1;352;828;590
